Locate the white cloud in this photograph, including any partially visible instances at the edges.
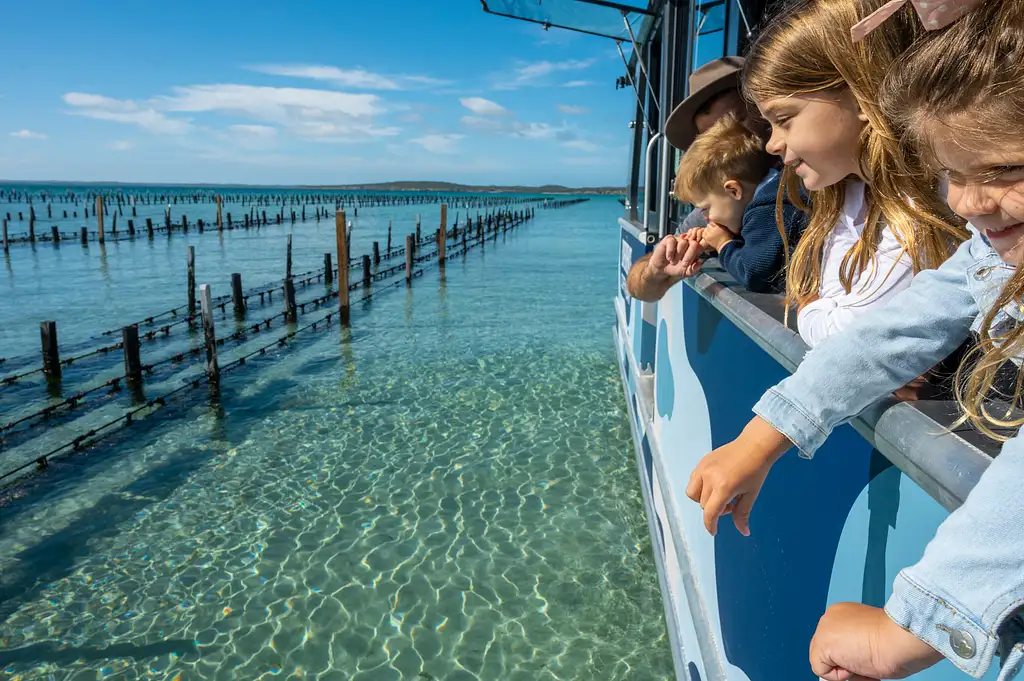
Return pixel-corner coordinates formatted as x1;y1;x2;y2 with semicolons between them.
65;85;397;144
9;129;47;139
495;58;596;90
108;140;134;151
459;97;507;116
459;116;580;143
460;115;505;132
63;92;191;134
564;80;595;88
557;105;588;115
247;64;451;90
248;64;401;90
562;139;599;152
157;84;384;119
228;124;278;138
410;134;464;154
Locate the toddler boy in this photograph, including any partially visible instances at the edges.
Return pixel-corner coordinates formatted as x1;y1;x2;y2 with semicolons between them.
669;113;806;293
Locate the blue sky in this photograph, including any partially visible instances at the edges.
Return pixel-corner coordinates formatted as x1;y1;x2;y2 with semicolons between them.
0;1;637;187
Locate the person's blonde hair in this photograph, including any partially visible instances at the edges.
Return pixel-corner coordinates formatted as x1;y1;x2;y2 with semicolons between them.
742;0;968;311
880;0;1024;440
673;114;775;205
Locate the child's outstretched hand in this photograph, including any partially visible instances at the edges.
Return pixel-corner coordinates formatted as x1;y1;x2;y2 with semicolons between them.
809;603;942;681
648;234;704;279
686;416;791;535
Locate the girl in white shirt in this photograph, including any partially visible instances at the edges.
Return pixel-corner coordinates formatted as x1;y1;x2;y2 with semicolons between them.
741;0;969;348
797;181;913;347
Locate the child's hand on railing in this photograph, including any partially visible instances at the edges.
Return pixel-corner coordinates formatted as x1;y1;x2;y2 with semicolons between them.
809;603;942;681
686;416;792;536
701;222;735;253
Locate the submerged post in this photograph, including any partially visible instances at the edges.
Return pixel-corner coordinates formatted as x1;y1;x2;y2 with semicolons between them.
80;227;88;245
232;273;245;317
97;196;105;244
216;195;223;230
40;321;61;382
362;254;371;288
199;284;219;388
438;203;447;269
373;241;380;265
2;219;7;252
187;246;197;314
324;252;333;284
336;210;350;326
405;234;414;285
122;324;142;384
286;234;293;281
284;277;298;323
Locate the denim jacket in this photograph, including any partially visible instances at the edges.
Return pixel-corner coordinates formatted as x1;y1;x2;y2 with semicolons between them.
752;228;1024;679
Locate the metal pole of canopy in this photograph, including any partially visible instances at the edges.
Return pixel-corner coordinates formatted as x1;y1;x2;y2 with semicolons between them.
616;42;652;135
622;11;661;116
733;0;752;39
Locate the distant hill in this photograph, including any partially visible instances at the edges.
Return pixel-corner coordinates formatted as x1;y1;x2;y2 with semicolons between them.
319;181;624;195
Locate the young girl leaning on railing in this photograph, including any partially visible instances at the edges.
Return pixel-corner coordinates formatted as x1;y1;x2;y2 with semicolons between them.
740;0;968;348
687;1;1024;678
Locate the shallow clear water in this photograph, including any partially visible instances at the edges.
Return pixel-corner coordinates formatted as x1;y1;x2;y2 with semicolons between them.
0;190;673;681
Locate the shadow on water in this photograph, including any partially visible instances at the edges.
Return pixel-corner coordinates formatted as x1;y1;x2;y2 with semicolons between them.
0;373;304;626
0;638;200;667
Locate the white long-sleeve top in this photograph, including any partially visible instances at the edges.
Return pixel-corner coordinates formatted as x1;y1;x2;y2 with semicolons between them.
797;181;914;348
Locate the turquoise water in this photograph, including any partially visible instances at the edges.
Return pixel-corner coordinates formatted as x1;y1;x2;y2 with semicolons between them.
0;190;673;680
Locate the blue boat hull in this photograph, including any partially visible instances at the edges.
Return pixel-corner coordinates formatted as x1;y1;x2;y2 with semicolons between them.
614;220;996;681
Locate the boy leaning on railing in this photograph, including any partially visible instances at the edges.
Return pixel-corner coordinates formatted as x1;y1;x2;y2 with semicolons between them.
670;112;806;293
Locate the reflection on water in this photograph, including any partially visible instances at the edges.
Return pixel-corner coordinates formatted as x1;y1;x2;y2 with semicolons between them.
0;195;672;680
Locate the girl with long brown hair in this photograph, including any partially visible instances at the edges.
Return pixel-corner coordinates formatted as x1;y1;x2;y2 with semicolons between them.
686;0;1024;678
742;0;967;346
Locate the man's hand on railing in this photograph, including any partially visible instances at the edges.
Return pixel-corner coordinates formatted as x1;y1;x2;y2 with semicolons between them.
651;233;704;279
809;602;943;681
626;234;704;302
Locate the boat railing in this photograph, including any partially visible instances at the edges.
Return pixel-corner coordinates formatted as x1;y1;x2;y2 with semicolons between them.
619;216;998;512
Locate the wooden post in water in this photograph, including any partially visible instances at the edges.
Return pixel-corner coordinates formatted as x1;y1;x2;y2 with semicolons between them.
286;234;293;280
122;324;142;384
2;219;7;252
216;195;223;230
146;218;154;238
187;246;197;314
80;227;88;245
324;253;333;284
97;196;105;244
372;241;380;265
199;284;219;388
51;226;60;243
438;203;447;270
40;321;61;382
335;210;350;326
387;221;392;252
362;254;371;288
231;273;245;317
405;234;414;285
284;277;297;323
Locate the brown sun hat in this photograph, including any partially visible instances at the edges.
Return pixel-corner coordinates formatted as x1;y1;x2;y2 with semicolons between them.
664;56;744;150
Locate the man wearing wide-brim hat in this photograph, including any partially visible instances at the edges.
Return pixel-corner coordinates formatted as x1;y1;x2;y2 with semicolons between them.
627;56;766;302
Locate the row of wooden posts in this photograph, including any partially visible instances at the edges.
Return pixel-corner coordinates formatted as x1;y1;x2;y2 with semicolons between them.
34;204;530;391
1;198;535;250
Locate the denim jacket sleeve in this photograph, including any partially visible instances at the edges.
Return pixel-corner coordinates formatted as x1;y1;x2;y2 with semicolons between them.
752;233;980;457
884;431;1024;679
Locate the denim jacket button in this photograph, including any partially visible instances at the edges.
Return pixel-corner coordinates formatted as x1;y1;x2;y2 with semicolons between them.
949;630;977;659
974;266;993;281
